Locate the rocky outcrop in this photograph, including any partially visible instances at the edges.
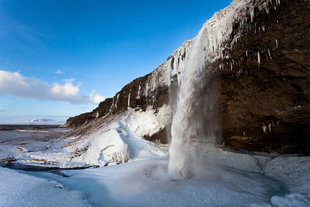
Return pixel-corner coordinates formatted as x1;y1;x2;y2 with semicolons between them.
219;0;310;154
66;0;310;154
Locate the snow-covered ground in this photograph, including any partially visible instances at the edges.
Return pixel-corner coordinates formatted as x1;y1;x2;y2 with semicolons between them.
0;107;309;206
0;166;90;207
0;107;170;168
62;159;287;207
3;156;308;207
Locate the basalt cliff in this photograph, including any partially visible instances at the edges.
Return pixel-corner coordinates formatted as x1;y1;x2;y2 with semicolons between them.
65;0;310;155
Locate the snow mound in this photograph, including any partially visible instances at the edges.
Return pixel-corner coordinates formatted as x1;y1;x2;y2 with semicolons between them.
69;122;131;166
64;107;169;167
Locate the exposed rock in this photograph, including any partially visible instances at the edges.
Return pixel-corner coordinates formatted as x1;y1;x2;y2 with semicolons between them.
219;0;310;154
66;0;310;155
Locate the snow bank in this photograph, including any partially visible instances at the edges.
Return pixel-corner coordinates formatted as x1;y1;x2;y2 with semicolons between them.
0;167;89;207
264;156;310;197
69;122;131;166
64;107;169;167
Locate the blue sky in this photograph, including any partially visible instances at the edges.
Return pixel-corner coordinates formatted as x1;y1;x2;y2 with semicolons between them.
0;0;231;124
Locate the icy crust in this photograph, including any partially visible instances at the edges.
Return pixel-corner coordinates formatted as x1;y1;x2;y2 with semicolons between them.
0;167;90;207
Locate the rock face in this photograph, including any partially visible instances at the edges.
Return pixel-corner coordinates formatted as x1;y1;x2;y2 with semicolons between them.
66;0;310;154
220;0;310;154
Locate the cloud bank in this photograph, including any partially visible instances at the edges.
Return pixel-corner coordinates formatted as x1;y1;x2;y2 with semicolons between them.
0;70;105;104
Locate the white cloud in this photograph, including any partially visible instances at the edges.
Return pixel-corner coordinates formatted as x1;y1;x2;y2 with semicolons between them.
0;70;104;104
89;90;105;104
52;79;79;97
55;70;63;75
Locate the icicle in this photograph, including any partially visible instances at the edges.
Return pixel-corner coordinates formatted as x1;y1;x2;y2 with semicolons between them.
275;39;279;48
127;90;131;108
219;63;223;71
250;9;255;22
144;82;149;97
268;123;272;133
257;52;261;66
136;85;141;99
109;97;115;113
115;93;120;109
262;124;268;134
267;49;272;59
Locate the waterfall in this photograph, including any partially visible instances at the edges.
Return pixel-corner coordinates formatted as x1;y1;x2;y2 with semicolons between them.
168;26;220;179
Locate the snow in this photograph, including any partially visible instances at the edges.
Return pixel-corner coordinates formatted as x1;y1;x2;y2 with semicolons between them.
0;106;170;168
65;107;170;167
61;159;286;207
271;194;309;207
126;105;171;138
1;127;310;206
24;118;64;125
0;167;90;207
264;156;310;197
69;123;131;166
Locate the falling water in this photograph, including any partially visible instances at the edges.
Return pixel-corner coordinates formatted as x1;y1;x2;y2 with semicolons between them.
168;26;220;179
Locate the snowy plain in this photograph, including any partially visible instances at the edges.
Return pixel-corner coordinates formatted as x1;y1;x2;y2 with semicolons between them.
0;108;309;207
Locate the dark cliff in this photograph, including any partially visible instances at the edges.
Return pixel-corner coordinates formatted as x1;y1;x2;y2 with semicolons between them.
66;0;310;154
